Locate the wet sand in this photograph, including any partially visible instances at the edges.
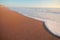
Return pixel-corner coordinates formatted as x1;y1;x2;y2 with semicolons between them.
0;5;60;40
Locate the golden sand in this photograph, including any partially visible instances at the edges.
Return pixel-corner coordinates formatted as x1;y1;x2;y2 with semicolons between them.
0;5;60;40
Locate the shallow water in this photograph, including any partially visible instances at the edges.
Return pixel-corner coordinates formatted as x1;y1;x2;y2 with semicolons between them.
9;7;60;22
9;7;60;37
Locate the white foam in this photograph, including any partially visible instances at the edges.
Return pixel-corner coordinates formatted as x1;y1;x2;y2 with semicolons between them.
26;16;60;37
45;20;60;37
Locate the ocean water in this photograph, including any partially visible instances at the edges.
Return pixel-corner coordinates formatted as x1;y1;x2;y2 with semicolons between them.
9;7;60;37
9;7;60;22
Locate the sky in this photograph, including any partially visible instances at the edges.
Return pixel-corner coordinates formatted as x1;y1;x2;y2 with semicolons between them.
0;0;60;8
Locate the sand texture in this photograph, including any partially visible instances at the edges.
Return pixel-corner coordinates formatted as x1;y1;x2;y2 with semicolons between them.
0;5;60;40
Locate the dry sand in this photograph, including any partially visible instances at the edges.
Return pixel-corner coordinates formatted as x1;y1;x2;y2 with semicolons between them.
0;5;60;40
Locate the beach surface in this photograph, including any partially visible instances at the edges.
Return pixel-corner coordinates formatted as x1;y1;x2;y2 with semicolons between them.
0;5;60;40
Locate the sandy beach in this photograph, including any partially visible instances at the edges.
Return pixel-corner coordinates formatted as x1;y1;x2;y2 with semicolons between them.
0;5;60;40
